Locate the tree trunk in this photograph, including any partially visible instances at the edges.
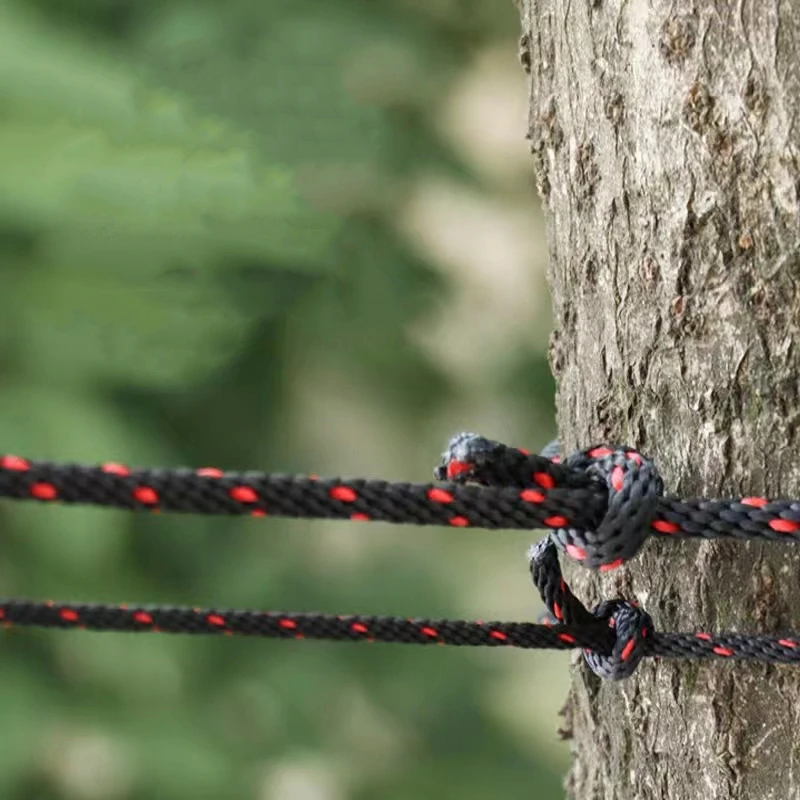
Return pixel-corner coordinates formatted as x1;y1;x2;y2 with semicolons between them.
517;1;800;797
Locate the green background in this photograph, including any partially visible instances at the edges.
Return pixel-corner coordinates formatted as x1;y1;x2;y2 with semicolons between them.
0;0;568;797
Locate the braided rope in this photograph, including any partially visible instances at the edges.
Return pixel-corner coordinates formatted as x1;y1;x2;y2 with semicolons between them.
2;588;800;674
3;434;800;679
1;435;799;571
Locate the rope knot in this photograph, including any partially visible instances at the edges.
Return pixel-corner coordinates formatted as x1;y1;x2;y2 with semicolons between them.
583;599;653;680
529;535;653;680
554;444;664;569
436;434;664;569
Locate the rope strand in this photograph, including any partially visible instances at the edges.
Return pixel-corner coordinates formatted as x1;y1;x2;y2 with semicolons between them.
1;437;799;572
1;599;799;667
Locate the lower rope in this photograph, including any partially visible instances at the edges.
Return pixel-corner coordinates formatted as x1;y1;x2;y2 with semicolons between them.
3;596;800;671
4;535;800;679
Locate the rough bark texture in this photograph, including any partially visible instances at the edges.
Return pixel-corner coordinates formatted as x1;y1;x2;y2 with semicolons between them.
517;1;800;798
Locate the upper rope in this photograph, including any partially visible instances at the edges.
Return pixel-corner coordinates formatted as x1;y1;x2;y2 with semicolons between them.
2;433;800;680
1;433;798;570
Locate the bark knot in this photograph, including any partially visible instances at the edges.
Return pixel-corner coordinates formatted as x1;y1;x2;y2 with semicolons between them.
659;13;698;67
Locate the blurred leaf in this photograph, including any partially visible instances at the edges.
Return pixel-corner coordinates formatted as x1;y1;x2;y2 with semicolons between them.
0;2;339;266
130;2;437;166
12;267;250;387
0;661;58;793
132;719;237;796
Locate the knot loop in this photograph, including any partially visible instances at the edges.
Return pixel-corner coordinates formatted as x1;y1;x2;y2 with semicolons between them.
553;443;664;569
529;535;654;680
583;599;654;680
434;432;600;490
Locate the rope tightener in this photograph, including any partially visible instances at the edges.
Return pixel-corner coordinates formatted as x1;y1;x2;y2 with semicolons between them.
2;433;800;680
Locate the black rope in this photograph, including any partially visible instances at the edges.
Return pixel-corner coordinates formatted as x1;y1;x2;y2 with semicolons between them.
2;435;799;570
3;434;800;680
4;569;800;675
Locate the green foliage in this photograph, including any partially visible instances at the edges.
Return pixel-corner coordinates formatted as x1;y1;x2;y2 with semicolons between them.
0;0;563;797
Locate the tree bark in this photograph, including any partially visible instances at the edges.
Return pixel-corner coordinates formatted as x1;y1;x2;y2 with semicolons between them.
517;1;800;797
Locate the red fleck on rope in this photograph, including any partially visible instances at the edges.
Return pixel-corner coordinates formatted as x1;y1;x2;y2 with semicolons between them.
3;433;800;680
